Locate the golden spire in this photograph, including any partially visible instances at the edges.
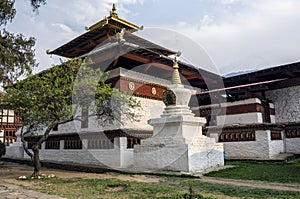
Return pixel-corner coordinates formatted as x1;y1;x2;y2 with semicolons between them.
110;3;118;17
172;57;182;85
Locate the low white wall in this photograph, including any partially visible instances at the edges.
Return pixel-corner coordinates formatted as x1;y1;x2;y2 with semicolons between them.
5;137;134;169
224;130;284;159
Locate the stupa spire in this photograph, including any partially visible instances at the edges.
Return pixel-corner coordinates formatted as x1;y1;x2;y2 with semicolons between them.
172;57;182;85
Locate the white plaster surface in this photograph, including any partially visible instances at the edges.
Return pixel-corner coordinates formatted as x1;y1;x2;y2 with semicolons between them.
197;98;262;109
122;97;165;131
217;113;263;125
5;137;133;169
195;98;264;126
285;138;300;154
269;131;285;158
270;115;276;123
266;85;300;122
224;130;285;159
28;96;164;137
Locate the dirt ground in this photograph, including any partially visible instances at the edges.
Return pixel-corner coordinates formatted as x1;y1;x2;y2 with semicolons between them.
0;161;160;186
1;161;300;199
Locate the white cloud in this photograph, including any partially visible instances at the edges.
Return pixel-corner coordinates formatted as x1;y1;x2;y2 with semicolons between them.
177;21;187;27
51;23;73;34
6;0;144;73
119;0;144;5
176;0;300;74
210;0;240;5
220;0;240;4
200;15;214;27
6;0;300;75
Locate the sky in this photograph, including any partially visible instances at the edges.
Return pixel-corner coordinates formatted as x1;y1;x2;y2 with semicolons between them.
5;0;300;76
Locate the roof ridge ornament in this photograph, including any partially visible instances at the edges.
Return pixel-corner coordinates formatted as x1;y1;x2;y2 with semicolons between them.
110;3;118;17
116;28;126;43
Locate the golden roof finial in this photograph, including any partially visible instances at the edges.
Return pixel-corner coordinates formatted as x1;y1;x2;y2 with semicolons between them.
110;3;118;17
172;56;182;85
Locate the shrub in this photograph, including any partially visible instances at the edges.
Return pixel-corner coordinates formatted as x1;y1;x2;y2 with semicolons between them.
0;141;6;158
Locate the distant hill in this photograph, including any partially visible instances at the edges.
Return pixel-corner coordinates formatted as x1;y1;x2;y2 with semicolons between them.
224;69;259;78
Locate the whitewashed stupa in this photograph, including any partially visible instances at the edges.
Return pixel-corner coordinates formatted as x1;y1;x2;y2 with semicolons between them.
134;57;224;172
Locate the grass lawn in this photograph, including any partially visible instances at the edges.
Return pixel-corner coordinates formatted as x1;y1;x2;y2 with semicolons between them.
22;175;300;199
6;160;300;198
205;159;300;184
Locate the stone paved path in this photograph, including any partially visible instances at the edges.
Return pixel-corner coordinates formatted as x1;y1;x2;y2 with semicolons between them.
0;182;66;199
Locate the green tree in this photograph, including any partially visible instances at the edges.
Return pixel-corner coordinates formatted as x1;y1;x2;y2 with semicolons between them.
2;59;140;176
0;0;46;85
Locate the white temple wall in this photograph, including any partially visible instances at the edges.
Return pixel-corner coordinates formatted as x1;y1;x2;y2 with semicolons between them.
31;96;164;137
197;98;264;126
122;97;165;131
269;103;276;123
270;115;276;123
65;97;165;133
224;130;285;159
216;98;264;125
266;85;300;122
269;131;285;158
217;113;263;126
221;98;262;107
285;138;300;154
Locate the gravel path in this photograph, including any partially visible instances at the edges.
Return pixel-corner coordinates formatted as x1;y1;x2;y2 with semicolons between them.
199;176;300;192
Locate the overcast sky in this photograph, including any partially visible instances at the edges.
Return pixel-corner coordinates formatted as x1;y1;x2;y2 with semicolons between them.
5;0;300;75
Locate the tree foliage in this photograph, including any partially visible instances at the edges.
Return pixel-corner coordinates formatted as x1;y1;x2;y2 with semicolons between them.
2;59;140;175
0;0;16;26
30;0;47;12
0;29;36;84
0;0;47;85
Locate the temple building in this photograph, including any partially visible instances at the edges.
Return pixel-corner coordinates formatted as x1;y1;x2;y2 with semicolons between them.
44;4;223;148
5;4;300;165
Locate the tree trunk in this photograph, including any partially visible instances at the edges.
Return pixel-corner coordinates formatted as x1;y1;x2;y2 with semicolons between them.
31;122;58;176
32;145;41;176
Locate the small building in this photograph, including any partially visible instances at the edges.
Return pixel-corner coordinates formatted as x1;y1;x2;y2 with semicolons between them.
0;108;22;146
